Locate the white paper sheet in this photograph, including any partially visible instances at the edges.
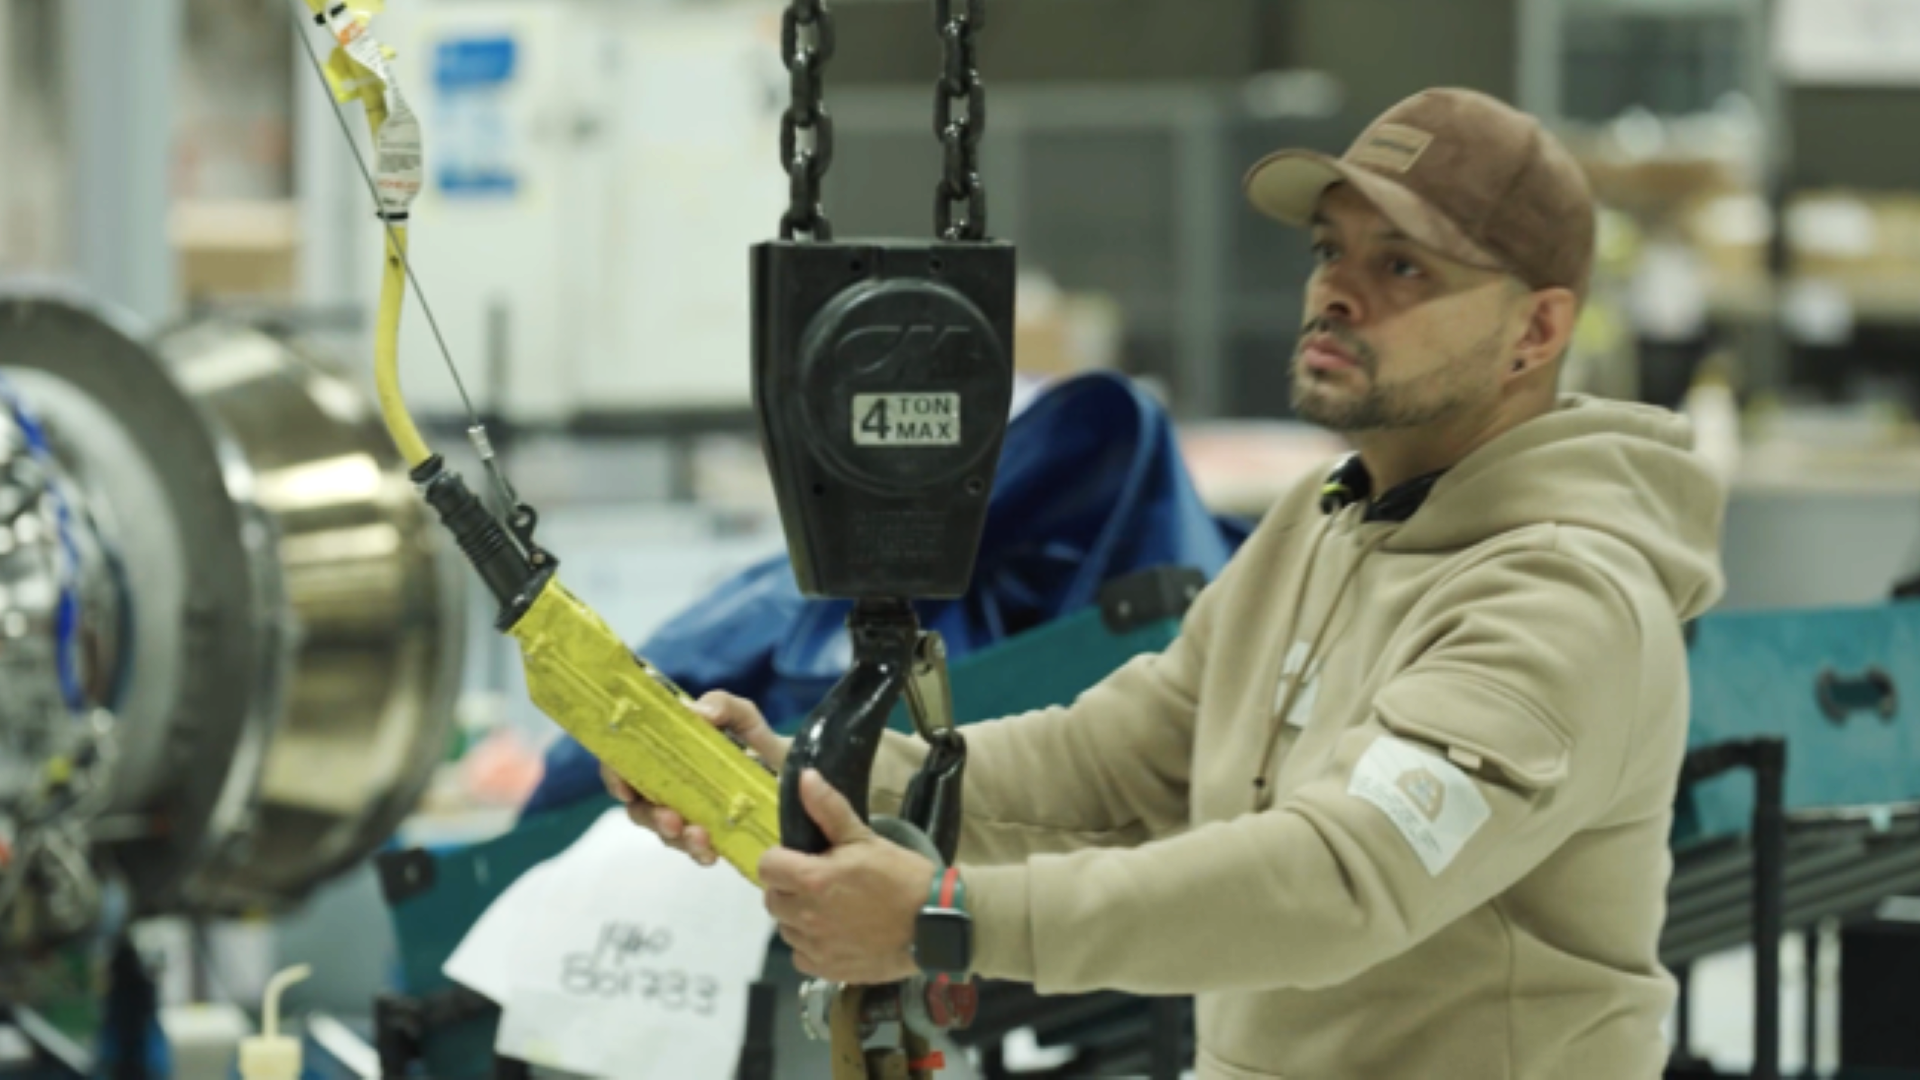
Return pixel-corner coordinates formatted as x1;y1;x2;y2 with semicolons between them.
441;845;559;1004
443;808;775;1079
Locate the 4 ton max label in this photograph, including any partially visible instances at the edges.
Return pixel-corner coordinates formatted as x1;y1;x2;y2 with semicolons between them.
852;393;961;447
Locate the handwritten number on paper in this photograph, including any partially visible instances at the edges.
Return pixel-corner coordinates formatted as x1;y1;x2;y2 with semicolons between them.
562;956;597;997
561;921;723;1016
615;923;674;959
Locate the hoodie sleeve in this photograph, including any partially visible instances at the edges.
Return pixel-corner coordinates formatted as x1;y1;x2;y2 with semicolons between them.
866;558;1234;866
958;545;1648;994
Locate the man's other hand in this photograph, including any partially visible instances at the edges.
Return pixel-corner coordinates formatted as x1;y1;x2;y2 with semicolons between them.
601;690;791;866
759;769;936;986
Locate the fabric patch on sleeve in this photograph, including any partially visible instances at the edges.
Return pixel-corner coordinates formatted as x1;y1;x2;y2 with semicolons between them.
1346;735;1492;876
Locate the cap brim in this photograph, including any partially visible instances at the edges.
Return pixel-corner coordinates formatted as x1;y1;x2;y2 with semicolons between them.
1243;150;1507;273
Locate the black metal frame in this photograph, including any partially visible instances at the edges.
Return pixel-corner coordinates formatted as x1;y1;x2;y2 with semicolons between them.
1665;800;1920;1079
1668;737;1788;1080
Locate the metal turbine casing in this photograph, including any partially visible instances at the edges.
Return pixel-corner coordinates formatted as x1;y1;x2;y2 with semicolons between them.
0;290;467;928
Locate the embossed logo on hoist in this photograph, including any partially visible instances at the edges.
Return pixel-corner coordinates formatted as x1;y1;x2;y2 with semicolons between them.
833;323;973;380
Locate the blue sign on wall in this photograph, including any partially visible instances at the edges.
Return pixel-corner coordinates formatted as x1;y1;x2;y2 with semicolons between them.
432;35;520;197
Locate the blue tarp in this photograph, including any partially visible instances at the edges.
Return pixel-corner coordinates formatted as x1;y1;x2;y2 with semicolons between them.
523;370;1254;815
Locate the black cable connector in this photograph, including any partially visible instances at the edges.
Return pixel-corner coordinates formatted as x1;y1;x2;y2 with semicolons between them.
410;455;544;627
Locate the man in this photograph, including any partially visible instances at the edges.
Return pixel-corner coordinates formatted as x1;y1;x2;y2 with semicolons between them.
608;87;1727;1079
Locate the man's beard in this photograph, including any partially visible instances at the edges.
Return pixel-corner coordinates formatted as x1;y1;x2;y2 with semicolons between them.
1288;318;1490;433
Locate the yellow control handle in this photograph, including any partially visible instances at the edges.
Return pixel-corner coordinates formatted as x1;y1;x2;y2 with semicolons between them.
511;576;781;883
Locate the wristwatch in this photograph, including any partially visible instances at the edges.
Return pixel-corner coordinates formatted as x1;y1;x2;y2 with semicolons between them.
913;866;974;978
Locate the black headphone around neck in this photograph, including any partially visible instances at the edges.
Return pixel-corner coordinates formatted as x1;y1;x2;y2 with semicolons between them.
1318;453;1371;514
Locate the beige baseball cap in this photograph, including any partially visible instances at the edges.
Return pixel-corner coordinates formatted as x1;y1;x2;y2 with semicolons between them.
1244;87;1597;296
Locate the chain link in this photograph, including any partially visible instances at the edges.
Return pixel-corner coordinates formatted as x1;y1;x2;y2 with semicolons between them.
779;0;836;241
933;0;987;241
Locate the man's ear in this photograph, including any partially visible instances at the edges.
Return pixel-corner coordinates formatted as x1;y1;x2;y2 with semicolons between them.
1510;286;1579;377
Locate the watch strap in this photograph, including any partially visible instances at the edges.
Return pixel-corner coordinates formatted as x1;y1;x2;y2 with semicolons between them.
926;866;966;912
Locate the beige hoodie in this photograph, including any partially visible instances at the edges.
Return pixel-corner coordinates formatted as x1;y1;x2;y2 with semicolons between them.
871;394;1727;1080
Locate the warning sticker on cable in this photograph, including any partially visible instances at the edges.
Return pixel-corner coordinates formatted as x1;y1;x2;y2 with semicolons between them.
375;92;425;216
320;9;424;217
852;394;961;448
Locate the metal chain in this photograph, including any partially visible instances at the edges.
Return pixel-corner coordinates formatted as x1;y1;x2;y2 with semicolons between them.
933;0;987;241
779;0;836;241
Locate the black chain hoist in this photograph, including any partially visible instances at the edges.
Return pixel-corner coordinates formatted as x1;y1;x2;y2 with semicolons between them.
749;2;1017;1070
752;0;1014;848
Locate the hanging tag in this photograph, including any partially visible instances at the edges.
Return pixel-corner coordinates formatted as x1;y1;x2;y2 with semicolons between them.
329;12;393;83
320;9;425;217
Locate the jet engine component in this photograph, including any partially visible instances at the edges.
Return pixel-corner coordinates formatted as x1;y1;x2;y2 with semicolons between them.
0;291;466;951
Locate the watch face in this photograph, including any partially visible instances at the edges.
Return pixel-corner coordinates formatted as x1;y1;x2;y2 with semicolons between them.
915;910;973;974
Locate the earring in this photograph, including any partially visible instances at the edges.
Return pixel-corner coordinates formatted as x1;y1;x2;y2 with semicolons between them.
1512;358;1526;372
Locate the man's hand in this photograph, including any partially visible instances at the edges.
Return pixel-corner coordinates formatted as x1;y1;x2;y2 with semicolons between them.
602;690;791;866
759;769;937;986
